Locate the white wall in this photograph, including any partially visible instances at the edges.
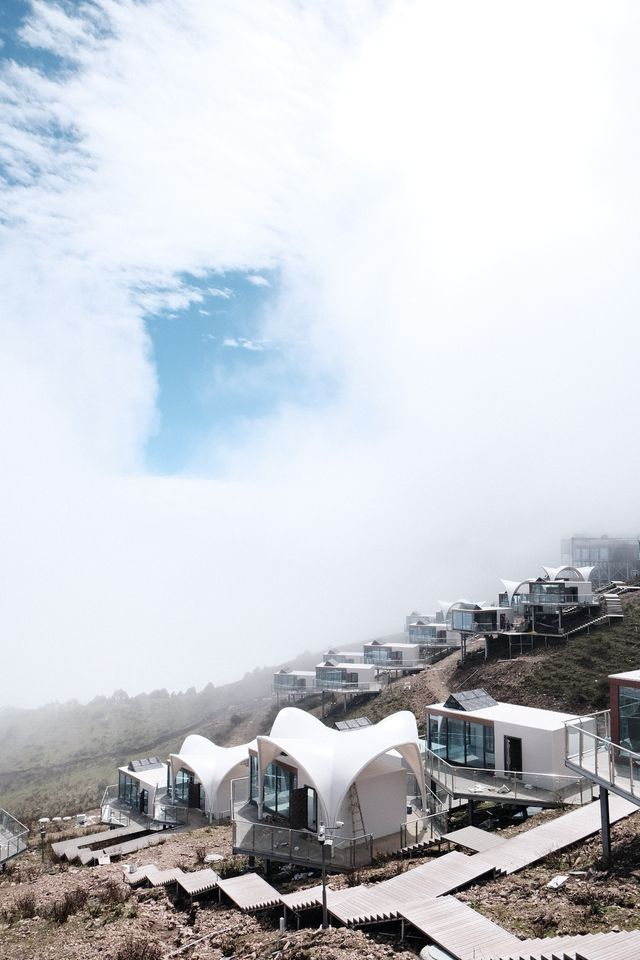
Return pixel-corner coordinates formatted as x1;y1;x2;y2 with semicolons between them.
336;761;407;840
493;720;567;776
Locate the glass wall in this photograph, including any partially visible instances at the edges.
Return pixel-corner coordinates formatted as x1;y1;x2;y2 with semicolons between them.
619;685;640;750
118;771;140;808
262;762;297;819
427;713;495;769
174;769;193;803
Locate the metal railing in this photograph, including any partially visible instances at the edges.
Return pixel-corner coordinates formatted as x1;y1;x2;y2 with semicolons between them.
152;800;189;825
100;785;131;826
232;818;374;869
424;747;592;805
0;809;29;864
565;711;640;802
398;810;446;850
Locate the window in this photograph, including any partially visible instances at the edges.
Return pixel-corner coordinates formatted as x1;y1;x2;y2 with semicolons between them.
427;714;495;769
262;762;297;819
619;685;640;750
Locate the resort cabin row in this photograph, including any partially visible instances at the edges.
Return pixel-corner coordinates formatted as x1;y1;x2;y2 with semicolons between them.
435;565;615;641
272;640;459;700
109;707;428;868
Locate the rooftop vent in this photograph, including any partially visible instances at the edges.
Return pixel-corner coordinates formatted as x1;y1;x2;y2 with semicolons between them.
443;689;497;712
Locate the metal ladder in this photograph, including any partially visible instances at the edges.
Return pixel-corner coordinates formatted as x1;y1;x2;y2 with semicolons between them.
348;783;365;835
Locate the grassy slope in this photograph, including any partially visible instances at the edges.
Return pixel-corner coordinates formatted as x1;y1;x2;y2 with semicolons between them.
4;597;640;824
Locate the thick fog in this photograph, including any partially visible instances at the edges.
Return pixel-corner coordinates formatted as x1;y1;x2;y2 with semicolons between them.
1;1;639;707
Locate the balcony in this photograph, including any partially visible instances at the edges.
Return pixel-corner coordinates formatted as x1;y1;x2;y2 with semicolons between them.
0;808;28;867
231;778;443;869
424;748;593;808
565;712;640;805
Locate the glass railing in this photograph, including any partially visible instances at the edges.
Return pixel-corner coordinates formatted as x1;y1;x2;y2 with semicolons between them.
152;800;188;825
314;679;384;692
232;818;374;869
565;711;640;800
424;748;592;805
0;808;29;864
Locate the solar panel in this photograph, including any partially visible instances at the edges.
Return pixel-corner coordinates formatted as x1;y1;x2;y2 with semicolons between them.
443;689;497;711
335;716;372;730
128;757;164;772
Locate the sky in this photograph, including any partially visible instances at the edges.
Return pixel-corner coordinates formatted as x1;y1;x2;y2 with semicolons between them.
1;0;640;708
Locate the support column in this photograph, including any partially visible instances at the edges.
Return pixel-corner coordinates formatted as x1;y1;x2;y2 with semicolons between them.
468;798;474;826
600;787;611;864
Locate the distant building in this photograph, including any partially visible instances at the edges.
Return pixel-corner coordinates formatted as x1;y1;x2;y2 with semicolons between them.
561;535;640;585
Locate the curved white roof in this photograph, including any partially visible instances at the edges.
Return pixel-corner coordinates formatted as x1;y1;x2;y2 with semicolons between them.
258;707;425;828
169;735;255;816
542;565;595;582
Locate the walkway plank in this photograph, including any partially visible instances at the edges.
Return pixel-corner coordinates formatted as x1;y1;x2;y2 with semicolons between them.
280;884;324;910
177;868;219;896
217;873;282;911
442;825;508;854
401;895;521;960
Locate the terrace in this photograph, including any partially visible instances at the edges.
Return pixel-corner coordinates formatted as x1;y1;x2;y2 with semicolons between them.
230;776;443;869
565;711;640;805
424;746;593;808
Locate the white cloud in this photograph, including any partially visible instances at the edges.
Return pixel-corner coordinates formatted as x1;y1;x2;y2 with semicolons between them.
1;0;640;706
247;274;271;288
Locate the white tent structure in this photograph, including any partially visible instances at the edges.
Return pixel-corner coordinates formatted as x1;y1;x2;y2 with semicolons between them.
169;735;255;821
255;707;426;837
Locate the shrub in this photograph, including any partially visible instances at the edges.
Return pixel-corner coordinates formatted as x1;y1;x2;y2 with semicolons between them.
194;843;207;864
114;935;163;960
99;877;129;905
47;886;89;923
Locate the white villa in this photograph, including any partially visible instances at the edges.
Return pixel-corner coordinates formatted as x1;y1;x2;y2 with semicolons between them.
425;689;592;809
233;707;430;868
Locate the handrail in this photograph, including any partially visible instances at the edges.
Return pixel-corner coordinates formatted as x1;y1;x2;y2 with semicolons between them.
565;710;640;799
0;808;29;864
424;747;591;805
232;817;374;869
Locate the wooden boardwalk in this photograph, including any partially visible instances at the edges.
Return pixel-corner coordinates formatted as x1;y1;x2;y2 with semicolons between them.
326;851;496;924
484;793;637;875
493;929;640;960
401;895;521;960
217;873;282;911
442;825;509;854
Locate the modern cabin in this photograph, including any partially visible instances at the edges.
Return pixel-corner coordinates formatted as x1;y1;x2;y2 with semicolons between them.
314;659;382;693
232;707;429;868
272;668;317;700
425;690;590;808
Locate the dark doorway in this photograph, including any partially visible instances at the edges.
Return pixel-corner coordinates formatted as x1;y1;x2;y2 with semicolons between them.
139;789;148;815
504;736;523;774
188;781;201;809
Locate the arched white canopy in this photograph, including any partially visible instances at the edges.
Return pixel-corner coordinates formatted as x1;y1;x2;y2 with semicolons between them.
438;599;483;618
169;735;255;817
542;565;595;582
500;579;526;604
257;707;426;830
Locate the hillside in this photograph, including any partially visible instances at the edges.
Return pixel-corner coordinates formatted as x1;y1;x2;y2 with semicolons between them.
326;592;640;728
3;596;640;825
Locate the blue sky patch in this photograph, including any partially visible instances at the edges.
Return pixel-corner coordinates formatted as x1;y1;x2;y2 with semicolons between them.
144;270;311;474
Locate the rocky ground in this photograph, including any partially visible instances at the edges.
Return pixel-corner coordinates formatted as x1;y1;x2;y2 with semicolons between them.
2;806;640;959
